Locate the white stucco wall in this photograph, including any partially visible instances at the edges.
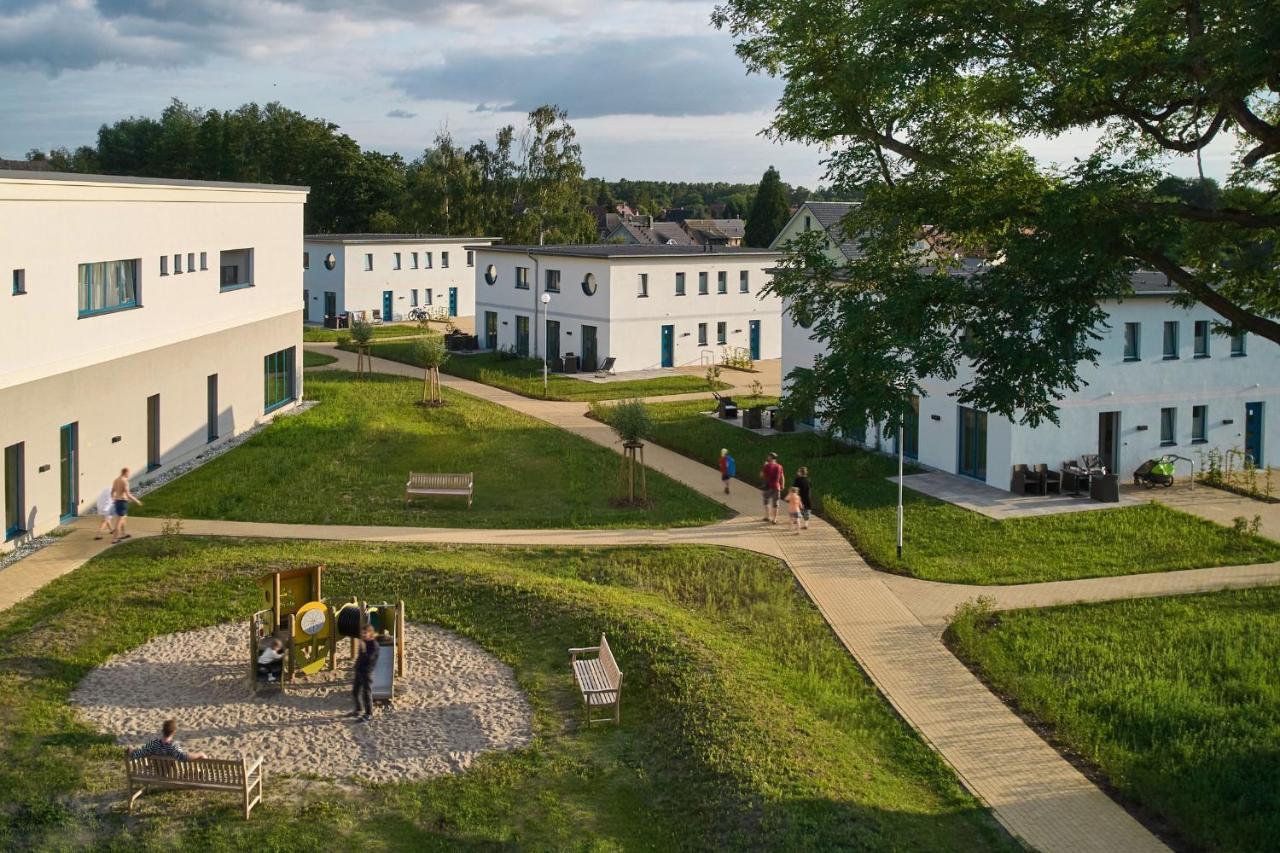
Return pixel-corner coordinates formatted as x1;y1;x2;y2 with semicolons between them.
303;238;493;322
474;248;782;372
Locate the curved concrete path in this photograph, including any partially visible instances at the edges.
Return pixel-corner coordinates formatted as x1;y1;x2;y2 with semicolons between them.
9;344;1280;851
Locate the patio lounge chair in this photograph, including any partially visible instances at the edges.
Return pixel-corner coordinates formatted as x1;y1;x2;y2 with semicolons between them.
594;357;616;378
1035;463;1062;495
1011;464;1041;495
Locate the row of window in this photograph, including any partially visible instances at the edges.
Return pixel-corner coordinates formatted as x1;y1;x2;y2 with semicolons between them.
1159;404;1211;445
696;321;735;346
74;249;254;317
159;251;207;277
500;267;753;297
304;249;475;272
1123;320;1246;361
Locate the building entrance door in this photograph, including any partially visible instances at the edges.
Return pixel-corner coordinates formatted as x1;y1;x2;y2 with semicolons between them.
59;423;78;522
146;394;161;471
448;287;458;317
1246;402;1264;466
582;325;599;372
485;312;498;350
749;320;761;360
515;316;530;356
957;406;987;480
1098;411;1121;473
324;291;337;319
382;290;393;321
660;325;674;368
546;320;560;362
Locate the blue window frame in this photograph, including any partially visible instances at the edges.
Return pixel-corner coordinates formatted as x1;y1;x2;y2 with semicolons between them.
78;259;139;317
263;347;296;413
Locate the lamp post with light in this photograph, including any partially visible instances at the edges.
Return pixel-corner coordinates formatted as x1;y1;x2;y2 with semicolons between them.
540;292;552;398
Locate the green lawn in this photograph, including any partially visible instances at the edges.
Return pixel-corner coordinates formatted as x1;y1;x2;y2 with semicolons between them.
137;372;726;529
303;324;422;342
302;350;337;368
0;538;1013;851
646;400;1280;584
355;342;728;402
949;589;1280;851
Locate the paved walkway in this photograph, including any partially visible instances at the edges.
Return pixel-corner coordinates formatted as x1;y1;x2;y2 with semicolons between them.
14;344;1280;851
893;471;1142;519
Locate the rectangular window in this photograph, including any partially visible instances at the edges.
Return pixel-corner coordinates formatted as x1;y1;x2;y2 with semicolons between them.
515;266;529;289
739;270;749;293
697;322;708;346
1160;407;1177;446
467;250;474;267
638;273;648;297
1232;328;1247;357
1192;405;1208;443
199;251;208;271
160;255;169;276
424;288;433;305
675;272;686;296
424;252;433;269
11;268;25;295
393;252;402;270
219;248;253;290
1123;322;1141;361
717;271;727;294
698;272;709;295
804;215;812;230
303;251;310;270
4;442;24;540
1194;320;1210;357
78;258;139;317
146;394;160;471
442;251;450;268
411;289;419;306
263;347;297;413
364;253;373;271
410;252;419;269
716;321;727;345
207;374;219;443
545;269;561;292
1163;321;1179;359
187;252;195;272
174;253;183;275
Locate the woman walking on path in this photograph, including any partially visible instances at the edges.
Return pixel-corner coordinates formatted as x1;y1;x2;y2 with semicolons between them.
793;467;812;530
718;448;736;494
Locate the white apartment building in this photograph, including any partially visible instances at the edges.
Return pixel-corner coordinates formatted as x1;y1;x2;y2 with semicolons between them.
781;264;1280;489
302;234;495;324
471;244;782;372
0;170;306;550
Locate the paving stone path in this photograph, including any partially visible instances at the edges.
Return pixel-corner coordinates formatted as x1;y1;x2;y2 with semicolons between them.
9;343;1280;851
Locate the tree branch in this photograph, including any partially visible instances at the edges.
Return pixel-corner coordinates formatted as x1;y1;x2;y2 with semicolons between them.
1131;248;1280;345
1137;201;1280;228
1116;103;1228;152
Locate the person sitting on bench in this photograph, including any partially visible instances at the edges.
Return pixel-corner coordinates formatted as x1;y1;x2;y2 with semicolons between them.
129;719;208;761
257;638;285;682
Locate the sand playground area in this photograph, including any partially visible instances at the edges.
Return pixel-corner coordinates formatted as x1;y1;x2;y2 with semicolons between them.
71;622;533;783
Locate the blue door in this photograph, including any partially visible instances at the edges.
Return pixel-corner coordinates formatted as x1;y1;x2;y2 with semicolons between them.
749;320;761;360
1246;402;1264;466
448;287;458;317
59;423;78;522
382;290;393;320
660;325;674;368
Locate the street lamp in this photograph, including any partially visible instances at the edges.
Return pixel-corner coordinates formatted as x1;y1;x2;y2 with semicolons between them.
540;292;552;398
897;414;904;559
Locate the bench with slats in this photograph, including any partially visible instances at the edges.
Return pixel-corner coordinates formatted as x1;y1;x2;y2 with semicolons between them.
125;755;265;819
569;634;623;725
405;472;473;507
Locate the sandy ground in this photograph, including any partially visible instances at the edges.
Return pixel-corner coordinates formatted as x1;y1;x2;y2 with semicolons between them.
71;622;532;783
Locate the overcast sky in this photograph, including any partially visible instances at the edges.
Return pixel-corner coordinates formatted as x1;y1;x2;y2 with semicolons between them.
0;0;1235;187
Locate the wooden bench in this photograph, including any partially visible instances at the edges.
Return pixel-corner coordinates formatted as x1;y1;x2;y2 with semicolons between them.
569;634;623;725
405;472;473;507
125;755;264;819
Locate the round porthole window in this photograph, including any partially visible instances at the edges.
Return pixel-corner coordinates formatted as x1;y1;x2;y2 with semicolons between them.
581;272;597;296
484;264;498;285
324;253;337;270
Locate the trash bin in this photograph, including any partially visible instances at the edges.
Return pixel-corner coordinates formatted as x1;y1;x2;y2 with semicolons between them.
1090;473;1119;503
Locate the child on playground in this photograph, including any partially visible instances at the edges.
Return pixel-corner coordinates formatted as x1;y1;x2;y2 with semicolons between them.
257;638;285;682
785;486;805;535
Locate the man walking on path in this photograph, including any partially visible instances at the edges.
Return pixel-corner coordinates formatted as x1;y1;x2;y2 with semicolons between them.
761;452;785;524
349;624;380;722
110;468;142;544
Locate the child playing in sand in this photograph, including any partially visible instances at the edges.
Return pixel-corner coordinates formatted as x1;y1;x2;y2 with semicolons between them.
257;638;285;682
785;486;805;535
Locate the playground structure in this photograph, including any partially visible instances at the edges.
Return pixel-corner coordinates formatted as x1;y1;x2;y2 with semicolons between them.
249;566;407;702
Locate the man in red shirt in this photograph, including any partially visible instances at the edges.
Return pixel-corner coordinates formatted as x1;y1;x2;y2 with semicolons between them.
760;452;785;524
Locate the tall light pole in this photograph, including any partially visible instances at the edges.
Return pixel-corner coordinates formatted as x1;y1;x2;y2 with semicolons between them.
897;415;905;559
540;292;551;398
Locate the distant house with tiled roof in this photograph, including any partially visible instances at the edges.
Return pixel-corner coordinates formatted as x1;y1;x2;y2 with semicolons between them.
606;218;694;247
769;201;864;261
682;218;746;247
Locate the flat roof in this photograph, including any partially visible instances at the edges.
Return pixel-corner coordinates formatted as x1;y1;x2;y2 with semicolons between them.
471;243;781;259
306;233;497;244
0;168;308;192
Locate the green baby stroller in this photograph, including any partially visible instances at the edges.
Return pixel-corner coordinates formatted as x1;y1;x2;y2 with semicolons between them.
1133;456;1176;488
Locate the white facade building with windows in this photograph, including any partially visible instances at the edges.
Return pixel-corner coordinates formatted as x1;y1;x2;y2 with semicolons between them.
781;267;1280;490
302;234;495;323
0;170;306;550
471;244;782;372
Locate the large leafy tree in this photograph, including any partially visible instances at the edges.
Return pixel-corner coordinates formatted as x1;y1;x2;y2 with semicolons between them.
714;0;1280;432
745;165;792;246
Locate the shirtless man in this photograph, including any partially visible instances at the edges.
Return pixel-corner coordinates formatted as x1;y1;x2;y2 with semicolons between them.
111;467;142;544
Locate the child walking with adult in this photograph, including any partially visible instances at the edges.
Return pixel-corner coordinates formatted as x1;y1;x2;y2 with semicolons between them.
793;466;812;530
785;486;805;534
93;485;117;541
718;448;736;494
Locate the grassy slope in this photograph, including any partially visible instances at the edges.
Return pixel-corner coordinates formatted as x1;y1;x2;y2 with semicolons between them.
136;372;726;529
360;342;727;402
949;589;1280;852
647;399;1280;584
0;538;1012;851
302;350;337;368
302;324;422;342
